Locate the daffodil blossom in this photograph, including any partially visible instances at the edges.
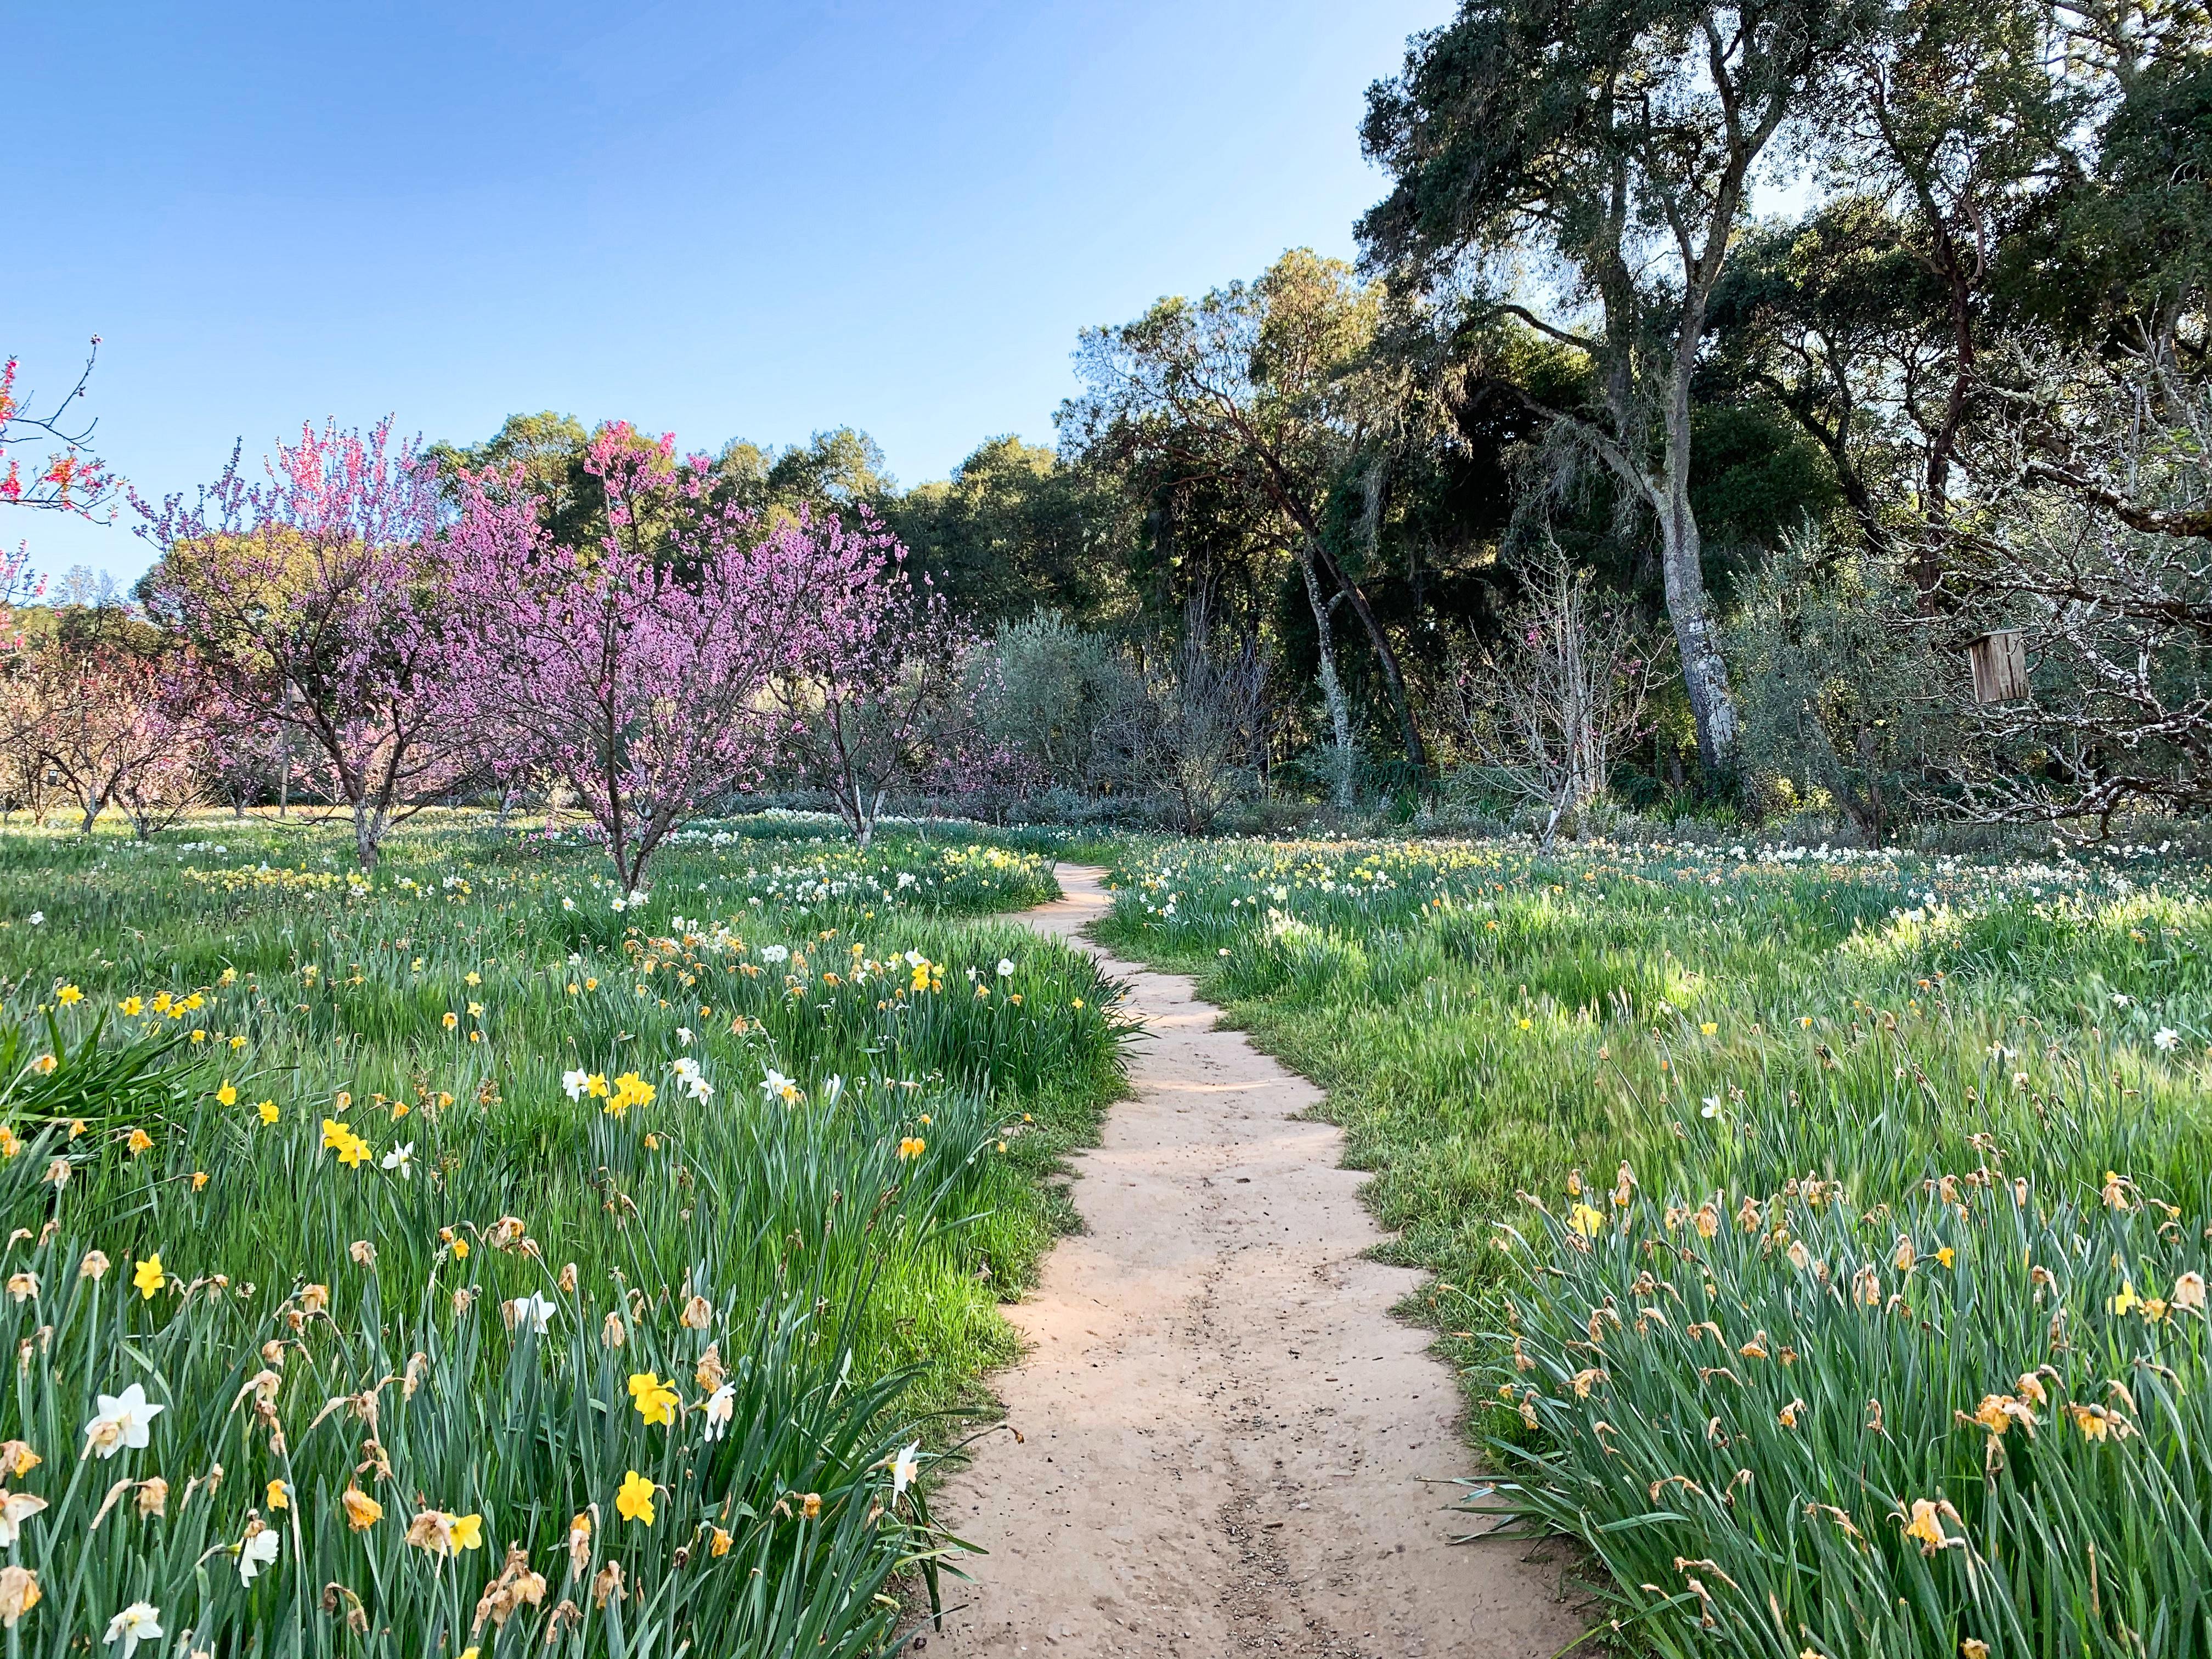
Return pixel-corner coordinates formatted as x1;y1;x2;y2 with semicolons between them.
238;1524;279;1583
702;1382;736;1441
382;1142;414;1180
562;1068;590;1101
891;1441;920;1497
506;1291;557;1334
104;1601;162;1659
0;1491;46;1547
83;1384;163;1459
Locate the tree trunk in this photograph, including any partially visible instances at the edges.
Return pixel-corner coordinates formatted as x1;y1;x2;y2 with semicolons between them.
1311;540;1429;776
1295;551;1356;806
1654;422;1737;775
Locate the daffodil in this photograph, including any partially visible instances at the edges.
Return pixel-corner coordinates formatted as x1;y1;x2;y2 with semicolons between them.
103;1601;162;1659
82;1384;163;1459
0;1491;46;1547
616;1469;655;1525
216;1081;238;1106
628;1372;679;1427
132;1255;164;1300
237;1521;279;1582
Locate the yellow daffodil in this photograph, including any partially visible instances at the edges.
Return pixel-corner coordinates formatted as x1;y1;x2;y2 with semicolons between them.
118;997;143;1017
616;1470;655;1525
342;1486;383;1530
56;985;82;1006
132;1256;165;1300
216;1082;238;1107
628;1372;679;1427
256;1100;278;1124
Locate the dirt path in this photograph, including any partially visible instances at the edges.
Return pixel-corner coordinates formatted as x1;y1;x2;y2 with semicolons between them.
933;865;1582;1658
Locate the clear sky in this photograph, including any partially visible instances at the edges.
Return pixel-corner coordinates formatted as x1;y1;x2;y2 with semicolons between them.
10;0;1446;586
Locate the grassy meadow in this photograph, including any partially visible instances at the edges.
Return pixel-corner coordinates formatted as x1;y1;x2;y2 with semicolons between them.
0;811;1127;1657
1099;834;2212;1659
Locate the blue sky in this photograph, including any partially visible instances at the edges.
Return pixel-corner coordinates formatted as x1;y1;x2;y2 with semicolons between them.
11;0;1444;586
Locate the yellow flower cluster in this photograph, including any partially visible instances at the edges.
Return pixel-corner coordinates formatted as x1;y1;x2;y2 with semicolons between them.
320;1119;371;1168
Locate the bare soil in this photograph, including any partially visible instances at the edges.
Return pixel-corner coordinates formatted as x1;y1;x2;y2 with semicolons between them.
930;865;1584;1658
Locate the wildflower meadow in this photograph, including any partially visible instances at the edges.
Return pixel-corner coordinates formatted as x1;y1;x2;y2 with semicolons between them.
0;814;1125;1656
1103;834;2212;1658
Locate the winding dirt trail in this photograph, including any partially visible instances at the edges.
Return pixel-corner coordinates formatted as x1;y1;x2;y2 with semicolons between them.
933;865;1582;1658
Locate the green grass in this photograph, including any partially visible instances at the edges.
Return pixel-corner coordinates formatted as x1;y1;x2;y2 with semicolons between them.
1098;833;2212;1659
0;810;1127;1657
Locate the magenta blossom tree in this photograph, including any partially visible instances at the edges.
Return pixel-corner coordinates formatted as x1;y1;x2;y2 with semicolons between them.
134;419;475;868
762;510;980;847
447;424;793;890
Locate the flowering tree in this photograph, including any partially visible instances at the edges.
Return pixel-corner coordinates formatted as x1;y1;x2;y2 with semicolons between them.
762;510;979;846
10;639;199;836
0;338;116;518
447;424;788;890
134;419;473;868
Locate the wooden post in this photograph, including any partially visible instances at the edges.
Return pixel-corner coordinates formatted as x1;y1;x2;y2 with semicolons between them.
1968;630;2028;704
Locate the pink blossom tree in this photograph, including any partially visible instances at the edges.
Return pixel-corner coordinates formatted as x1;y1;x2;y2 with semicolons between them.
761;510;981;847
133;419;474;868
12;639;199;836
446;424;792;890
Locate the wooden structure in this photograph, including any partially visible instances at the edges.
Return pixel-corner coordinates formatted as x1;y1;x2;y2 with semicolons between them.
1968;629;2029;704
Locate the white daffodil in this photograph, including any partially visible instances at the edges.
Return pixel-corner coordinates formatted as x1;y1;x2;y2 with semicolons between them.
84;1384;163;1459
238;1523;280;1583
25;913;41;927
1700;1097;1722;1118
505;1292;557;1334
561;896;576;911
997;958;1015;977
675;1026;693;1046
382;1142;414;1180
562;1069;590;1101
670;1056;701;1084
0;1490;46;1547
104;1601;162;1659
702;1382;736;1441
891;1441;920;1497
822;1074;845;1108
760;1069;799;1104
2155;1026;2181;1052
